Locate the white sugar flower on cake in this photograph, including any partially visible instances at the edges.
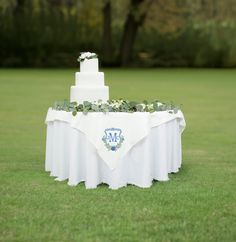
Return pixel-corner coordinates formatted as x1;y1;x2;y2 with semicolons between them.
77;52;98;62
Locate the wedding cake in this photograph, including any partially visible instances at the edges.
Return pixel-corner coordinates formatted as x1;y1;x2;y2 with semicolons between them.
70;52;109;104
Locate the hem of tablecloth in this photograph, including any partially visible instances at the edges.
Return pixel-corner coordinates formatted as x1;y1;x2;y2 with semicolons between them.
46;176;177;190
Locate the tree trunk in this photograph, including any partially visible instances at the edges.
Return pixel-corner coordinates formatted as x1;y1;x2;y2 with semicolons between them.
102;0;112;65
50;0;63;7
14;0;25;14
119;0;152;66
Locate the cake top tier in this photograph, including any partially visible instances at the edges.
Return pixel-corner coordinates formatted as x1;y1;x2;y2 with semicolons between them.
77;52;99;73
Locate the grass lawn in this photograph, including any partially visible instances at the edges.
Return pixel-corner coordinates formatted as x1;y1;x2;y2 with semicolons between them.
0;68;236;242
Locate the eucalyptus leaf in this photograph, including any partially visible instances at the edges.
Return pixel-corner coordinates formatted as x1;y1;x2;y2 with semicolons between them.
52;99;180;116
72;110;77;116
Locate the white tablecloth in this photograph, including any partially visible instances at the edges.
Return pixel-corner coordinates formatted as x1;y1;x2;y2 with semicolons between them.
45;109;186;189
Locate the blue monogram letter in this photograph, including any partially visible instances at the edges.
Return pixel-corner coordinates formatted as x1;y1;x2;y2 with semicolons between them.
108;132;118;142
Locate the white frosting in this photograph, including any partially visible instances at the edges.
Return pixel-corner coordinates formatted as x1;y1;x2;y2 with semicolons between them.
75;72;104;86
80;58;98;73
70;55;109;103
70;86;109;104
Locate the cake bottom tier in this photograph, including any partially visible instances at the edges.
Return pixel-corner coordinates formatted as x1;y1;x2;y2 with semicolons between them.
70;86;109;104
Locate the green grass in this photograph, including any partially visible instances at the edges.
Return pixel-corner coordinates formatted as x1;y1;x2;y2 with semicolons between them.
0;68;236;242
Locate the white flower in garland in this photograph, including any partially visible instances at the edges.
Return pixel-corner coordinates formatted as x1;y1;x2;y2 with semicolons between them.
77;52;98;62
109;99;125;109
140;103;146;109
110;102;121;109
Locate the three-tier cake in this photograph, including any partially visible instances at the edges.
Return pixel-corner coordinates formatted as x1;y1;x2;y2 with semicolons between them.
70;52;109;104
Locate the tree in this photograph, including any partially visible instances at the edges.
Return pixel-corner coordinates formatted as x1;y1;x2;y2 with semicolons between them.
14;0;25;14
102;0;112;65
119;0;154;66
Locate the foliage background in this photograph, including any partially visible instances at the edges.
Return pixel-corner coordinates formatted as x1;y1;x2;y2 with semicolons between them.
0;0;236;67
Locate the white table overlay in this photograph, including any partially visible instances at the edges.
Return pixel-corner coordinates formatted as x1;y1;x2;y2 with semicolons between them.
45;109;186;189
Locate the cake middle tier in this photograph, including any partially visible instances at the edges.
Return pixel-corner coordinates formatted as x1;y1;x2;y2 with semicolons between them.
75;72;104;86
70;85;109;104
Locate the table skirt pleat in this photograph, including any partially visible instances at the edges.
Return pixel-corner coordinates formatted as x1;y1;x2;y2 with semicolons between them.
45;119;182;189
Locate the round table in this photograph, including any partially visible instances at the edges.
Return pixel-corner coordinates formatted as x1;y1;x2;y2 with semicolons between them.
45;109;186;189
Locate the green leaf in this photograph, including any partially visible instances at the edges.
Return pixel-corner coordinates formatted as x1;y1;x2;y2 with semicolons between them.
83;101;91;107
51;99;181;114
143;100;148;105
91;104;99;111
136;104;144;112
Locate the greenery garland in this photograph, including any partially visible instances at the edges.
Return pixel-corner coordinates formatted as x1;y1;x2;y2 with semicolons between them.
52;99;181;116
